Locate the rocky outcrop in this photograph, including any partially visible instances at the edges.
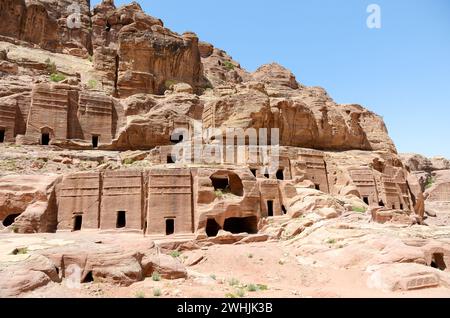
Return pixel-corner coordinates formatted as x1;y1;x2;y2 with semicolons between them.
0;174;61;233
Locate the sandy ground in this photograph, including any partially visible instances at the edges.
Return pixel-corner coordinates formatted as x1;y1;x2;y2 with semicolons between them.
4;233;447;299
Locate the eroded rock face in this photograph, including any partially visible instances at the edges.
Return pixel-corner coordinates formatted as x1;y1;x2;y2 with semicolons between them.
0;174;61;233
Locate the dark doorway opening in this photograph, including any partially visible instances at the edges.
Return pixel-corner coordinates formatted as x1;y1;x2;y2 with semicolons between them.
223;216;258;234
116;211;126;228
170;133;184;144
206;218;221;237
166;219;175;235
92;135;99;148
264;171;270;179
210;172;244;196
82;271;94;283
315;184;320;191
282;205;287;215
267;200;274;217
250;169;257;177
2;213;20;227
41;133;50;145
0;129;5;143
167;155;175;164
73;215;82;231
400;204;404;210
211;175;229;191
431;253;447;271
276;169;284;180
392;205;396;210
363;196;369;205
379;201;385;207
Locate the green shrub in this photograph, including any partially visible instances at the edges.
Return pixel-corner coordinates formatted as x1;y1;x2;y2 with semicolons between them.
50;73;66;82
11;247;28;255
152;272;161;282
87;79;98;89
214;189;224;198
228;278;239;286
425;177;435;189
210;274;217;280
45;58;57;74
153;288;162;297
225;293;237;298
247;284;258;292
326;238;337;244
257;284;268;291
87;55;93;62
123;158;135;165
170;250;181;258
223;61;235;71
235;288;245;298
135;291;145;298
165;79;177;90
247;253;253;259
352;206;366;213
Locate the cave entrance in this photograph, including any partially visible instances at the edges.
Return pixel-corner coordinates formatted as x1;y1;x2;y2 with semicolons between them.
250;169;257;177
82;271;94;283
363;196;369;205
264;170;270;179
431;253;447;271
41;133;50;146
165;218;175;235
206;218;221;237
92;135;99;149
282;205;287;215
276;169;284;180
223;216;258;234
73;215;82;231
0;128;5;143
267;200;274;217
2;213;20;227
210;172;244;197
379;200;385;207
315;184;321;191
116;211;126;229
400;204;404;210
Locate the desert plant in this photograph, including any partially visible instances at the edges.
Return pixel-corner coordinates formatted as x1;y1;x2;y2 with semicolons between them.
87;55;93;62
223;61;235;71
235;288;245;298
247;253;253;259
214;189;224;198
210;274;217;280
45;58;57;74
151;272;161;282
228;278;239;286
153;288;162;297
11;247;28;255
170;250;181;258
257;284;268;291
123;158;135;165
87;79;98;89
352;206;366;213
50;73;66;82
135;291;145;298
165;79;177;90
247;284;258;292
326;238;337;244
425;177;435;189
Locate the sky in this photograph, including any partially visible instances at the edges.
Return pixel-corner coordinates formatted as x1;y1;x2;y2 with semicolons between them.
92;0;450;158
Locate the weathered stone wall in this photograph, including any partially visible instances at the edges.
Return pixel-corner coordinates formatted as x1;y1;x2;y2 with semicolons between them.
26;84;70;143
57;172;101;231
77;91;114;144
0;99;16;142
100;170;143;230
146;168;193;235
